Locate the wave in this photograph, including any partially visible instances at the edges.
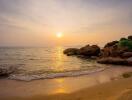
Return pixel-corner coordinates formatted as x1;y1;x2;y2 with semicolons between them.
9;67;107;81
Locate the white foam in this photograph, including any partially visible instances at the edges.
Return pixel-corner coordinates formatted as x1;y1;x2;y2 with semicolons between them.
9;68;107;81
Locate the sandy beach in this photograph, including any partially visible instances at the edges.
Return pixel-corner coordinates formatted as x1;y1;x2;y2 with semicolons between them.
0;0;132;99
0;66;132;100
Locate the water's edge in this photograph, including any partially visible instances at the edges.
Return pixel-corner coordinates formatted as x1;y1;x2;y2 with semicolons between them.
8;67;107;81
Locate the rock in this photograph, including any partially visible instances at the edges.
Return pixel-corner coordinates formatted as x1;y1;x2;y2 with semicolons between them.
120;38;127;41
63;48;79;56
104;41;118;48
0;65;15;77
97;57;128;65
91;56;98;59
128;35;132;40
126;57;132;65
101;43;129;57
101;36;132;58
79;45;100;56
101;46;119;57
122;52;132;58
122;72;132;78
63;45;100;57
101;41;120;57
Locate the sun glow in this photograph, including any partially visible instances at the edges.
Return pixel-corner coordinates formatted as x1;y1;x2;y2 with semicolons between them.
56;32;63;38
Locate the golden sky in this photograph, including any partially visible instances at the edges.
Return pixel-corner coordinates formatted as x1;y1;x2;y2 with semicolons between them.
0;0;132;47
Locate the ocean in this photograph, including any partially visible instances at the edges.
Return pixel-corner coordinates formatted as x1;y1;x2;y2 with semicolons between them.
0;47;107;81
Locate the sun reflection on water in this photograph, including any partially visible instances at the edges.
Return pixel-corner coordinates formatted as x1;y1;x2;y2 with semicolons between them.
54;78;67;94
51;47;69;94
55;88;66;94
53;46;65;72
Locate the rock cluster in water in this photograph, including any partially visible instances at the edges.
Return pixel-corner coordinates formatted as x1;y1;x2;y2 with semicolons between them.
0;65;16;77
64;35;132;66
64;45;100;57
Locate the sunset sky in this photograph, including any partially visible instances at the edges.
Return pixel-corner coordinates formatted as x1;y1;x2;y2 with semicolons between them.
0;0;132;47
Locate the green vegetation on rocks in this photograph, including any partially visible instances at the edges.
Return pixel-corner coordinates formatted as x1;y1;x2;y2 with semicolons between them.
118;39;132;50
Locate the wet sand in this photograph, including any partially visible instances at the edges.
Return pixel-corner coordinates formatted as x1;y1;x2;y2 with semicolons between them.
0;66;132;100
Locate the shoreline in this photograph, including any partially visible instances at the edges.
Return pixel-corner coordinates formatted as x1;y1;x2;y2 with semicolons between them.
8;67;107;81
1;66;132;100
4;77;132;100
5;64;131;82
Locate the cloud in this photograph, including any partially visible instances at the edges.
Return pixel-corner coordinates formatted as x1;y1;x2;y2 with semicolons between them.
0;0;132;46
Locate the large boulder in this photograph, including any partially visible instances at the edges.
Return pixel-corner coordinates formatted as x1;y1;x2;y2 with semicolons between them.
63;48;79;56
0;65;15;77
97;57;128;65
78;45;100;56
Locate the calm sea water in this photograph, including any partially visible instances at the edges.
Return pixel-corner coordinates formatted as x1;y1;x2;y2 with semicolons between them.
0;47;107;81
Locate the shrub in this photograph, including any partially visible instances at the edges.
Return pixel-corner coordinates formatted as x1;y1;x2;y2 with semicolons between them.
118;39;132;50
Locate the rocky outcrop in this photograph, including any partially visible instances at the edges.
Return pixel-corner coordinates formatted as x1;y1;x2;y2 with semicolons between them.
63;45;100;57
0;65;15;77
64;35;132;66
63;48;79;56
98;35;132;66
100;35;132;58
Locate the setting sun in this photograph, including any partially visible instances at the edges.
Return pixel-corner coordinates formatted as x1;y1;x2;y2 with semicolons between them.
56;32;63;38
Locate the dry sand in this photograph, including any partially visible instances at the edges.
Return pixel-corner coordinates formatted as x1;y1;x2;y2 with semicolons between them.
7;78;132;100
0;66;132;100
